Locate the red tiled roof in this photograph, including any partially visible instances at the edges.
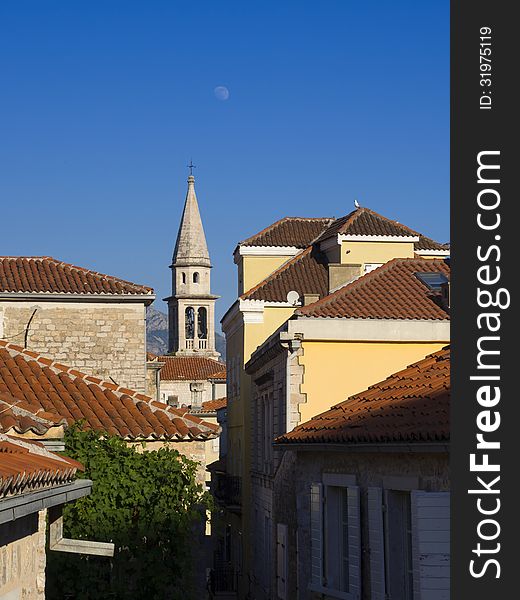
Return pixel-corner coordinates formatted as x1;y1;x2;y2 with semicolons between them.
201;397;227;412
297;258;450;320
0;341;219;442
157;356;226;381
0;434;84;498
208;370;226;381
0;256;153;296
414;235;450;252
0;391;67;436
239;217;334;248
276;347;450;445
241;246;329;303
315;207;448;252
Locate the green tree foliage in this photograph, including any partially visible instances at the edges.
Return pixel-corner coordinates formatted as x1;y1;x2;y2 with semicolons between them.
46;425;212;599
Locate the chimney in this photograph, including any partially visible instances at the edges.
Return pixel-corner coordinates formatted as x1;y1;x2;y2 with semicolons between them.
303;294;320;306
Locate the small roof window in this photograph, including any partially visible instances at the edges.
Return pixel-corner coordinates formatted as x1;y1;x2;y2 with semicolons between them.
414;271;449;291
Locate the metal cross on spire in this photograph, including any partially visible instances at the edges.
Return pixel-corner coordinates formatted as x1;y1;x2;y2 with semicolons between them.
187;160;196;176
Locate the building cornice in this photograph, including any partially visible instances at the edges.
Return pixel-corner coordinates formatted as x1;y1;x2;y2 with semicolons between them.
288;316;450;343
339;233;420;243
415;249;451;256
274;441;449;453
0;293;155;305
236;245;301;257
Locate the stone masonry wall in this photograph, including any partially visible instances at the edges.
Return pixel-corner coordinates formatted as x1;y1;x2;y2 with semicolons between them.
0;510;47;599
0;300;147;392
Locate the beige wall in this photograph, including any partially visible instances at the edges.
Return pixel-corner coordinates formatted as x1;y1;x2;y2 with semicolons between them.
0;300;147;392
341;240;415;265
299;340;447;422
238;255;295;295
0;510;46;599
158;379;213;408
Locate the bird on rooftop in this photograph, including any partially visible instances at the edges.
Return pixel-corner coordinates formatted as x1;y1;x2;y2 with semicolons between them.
354;199;360;209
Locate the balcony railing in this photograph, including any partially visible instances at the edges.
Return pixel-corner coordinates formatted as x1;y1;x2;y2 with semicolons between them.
198;338;208;349
214;474;242;508
185;339;194;349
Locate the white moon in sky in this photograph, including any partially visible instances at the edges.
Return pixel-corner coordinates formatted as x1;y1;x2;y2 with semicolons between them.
214;86;230;101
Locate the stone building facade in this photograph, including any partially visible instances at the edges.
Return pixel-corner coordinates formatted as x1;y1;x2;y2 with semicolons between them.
274;450;449;600
0;435;92;600
0;256;154;393
0;511;47;599
274;348;451;600
1;300;148;392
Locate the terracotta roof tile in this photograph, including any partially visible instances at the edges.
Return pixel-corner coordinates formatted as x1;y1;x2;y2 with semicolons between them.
241;246;329;303
239;217;334;248
296;258;450;320
156;356;226;381
0;391;67;436
201;397;227;412
276;347;450;445
314;207;448;252
208;369;226;381
0;256;154;296
0;434;83;498
415;235;450;252
0;341;219;442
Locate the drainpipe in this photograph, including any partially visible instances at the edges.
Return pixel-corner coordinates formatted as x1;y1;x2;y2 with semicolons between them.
279;332;303;434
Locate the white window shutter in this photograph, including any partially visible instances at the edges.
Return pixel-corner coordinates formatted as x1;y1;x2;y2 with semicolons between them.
346;486;361;599
411;491;450;600
310;483;323;586
276;523;288;599
367;487;386;600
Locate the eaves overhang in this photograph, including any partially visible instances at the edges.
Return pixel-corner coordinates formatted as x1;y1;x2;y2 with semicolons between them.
0;479;92;525
273;442;449;453
0;292;155;306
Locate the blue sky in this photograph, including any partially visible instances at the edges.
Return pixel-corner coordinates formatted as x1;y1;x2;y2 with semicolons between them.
0;1;449;325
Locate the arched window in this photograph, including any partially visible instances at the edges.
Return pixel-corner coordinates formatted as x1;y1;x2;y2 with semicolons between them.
197;307;207;339
193;272;199;283
181;272;186;284
185;307;195;339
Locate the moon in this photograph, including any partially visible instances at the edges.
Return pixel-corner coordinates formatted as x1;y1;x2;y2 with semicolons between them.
214;86;230;101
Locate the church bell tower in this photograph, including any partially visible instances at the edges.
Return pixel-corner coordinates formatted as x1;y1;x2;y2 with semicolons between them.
165;170;220;358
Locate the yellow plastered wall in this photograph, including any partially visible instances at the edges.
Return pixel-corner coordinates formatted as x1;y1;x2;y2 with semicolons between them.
341;240;415;266
299;340;448;423
239;255;295;294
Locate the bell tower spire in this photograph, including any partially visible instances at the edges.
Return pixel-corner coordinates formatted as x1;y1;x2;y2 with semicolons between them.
165;169;220;358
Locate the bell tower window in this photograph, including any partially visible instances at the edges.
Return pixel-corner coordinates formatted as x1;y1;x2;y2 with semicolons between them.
185;307;195;340
193;272;199;283
182;272;186;284
198;307;208;339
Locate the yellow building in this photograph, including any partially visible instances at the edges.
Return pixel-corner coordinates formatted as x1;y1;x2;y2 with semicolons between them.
217;206;449;598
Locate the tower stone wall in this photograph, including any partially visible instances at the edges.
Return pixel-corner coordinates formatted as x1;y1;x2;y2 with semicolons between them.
165;174;220;359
